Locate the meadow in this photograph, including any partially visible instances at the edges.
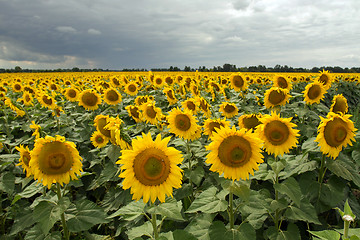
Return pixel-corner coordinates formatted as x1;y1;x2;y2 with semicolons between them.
1;70;360;239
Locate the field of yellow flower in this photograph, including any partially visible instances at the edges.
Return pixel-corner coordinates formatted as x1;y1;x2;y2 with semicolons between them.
1;70;360;239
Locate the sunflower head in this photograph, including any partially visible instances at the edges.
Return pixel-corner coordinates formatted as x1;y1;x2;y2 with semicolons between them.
125;82;139;96
303;81;326;105
64;87;79;102
125;105;143;123
78;89;101;110
203;118;230;138
16;145;33;177
163;87;178;105
30;135;83;188
317;70;333;90
117;132;183;203
330;94;348;114
181;98;198;114
91;131;109;148
230;73;247;91
206;126;264;181
273;75;292;90
255;112;300;157
264;87;290;109
167;108;201;140
219;102;239;118
140;101;162;125
238;113;262;132
38;92;57;109
315;112;357;159
104;88;122;105
94;114;111;138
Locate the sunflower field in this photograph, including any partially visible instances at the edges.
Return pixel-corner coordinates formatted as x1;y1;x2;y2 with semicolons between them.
1;70;360;240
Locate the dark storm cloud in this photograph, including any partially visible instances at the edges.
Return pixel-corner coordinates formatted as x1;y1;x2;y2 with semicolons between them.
0;0;359;69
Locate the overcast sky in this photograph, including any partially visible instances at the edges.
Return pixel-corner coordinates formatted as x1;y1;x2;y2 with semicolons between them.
0;0;359;70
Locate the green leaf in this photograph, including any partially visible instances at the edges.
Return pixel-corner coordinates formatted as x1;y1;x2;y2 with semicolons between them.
351;150;360;165
186;187;227;214
274;177;302;207
13;181;42;204
285;200;321;225
185;213;214;240
335;199;356;220
147;198;184;221
308;230;340;240
269;159;286;175
327;154;360;188
0;171;15;194
66;199;109;232
173;229;197;240
25;225;62;240
208;221;255;240
10;210;35;235
127;221;153;239
107;200;145;221
33;197;70;235
189;165;205;186
229;181;251;202
106;144;121;162
301;137;319;152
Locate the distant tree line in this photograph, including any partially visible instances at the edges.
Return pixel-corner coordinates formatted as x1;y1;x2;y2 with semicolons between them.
1;64;360;73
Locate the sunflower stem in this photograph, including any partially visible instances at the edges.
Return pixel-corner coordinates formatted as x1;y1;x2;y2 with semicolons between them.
274;156;280;230
228;188;235;229
56;183;70;240
318;155;326;184
151;213;159;240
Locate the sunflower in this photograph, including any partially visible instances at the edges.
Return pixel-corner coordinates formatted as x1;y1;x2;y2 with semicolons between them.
12;82;23;92
167;107;200;140
153;76;165;89
30;135;83;188
197;97;212;117
104;117;131;149
18;92;34;106
4;98;25;117
140;101;162;125
303;81;326;105
125;105;143;123
255;112;300;157
164;76;174;86
64;87;79;102
78;89;101;110
330;94;348;114
238;113;263;132
124;82;139;96
219;102;239;118
181;98;198;114
163;87;178;105
135;95;151;106
90;131;109;148
264;87;290;109
317;70;333;90
16;145;33;177
315;112;356;159
30;121;41;139
103;88;122;105
229;73;247;91
117;132;183;203
205;126;264;181
110;76;122;88
203;118;230;138
273;75;292;90
38;92;57;109
94;114;111;138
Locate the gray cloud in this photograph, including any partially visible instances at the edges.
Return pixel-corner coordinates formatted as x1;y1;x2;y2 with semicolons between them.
0;0;359;69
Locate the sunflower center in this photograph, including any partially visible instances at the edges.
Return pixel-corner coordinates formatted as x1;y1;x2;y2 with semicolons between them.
208;122;223;133
264;120;289;145
106;90;119;102
232;75;244;88
166;90;175;100
67;89;77;98
37;142;73;174
48;153;66;169
324;118;348;147
175;114;191;131
243;115;261;130
308;85;321;100
218;135;251;167
319;74;329;85
146;106;157;119
96;136;104;143
165;77;173;85
224;104;236;113
128;84;137;92
42;95;53;105
112;78;120;86
186;101;196;111
332;99;347;114
25;94;31;102
155;78;162;85
82;92;98;106
268;90;285;105
133;148;170;186
97;118;111;138
14;84;21;90
23;152;31;167
277;77;288;89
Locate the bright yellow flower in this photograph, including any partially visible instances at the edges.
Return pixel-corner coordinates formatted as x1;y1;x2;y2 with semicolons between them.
117;132;183;203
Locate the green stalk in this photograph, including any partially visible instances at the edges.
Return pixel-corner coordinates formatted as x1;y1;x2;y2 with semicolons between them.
344;220;350;239
318;155;326;184
274;156;280;230
56;183;69;240
151;213;159;239
229;190;234;229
